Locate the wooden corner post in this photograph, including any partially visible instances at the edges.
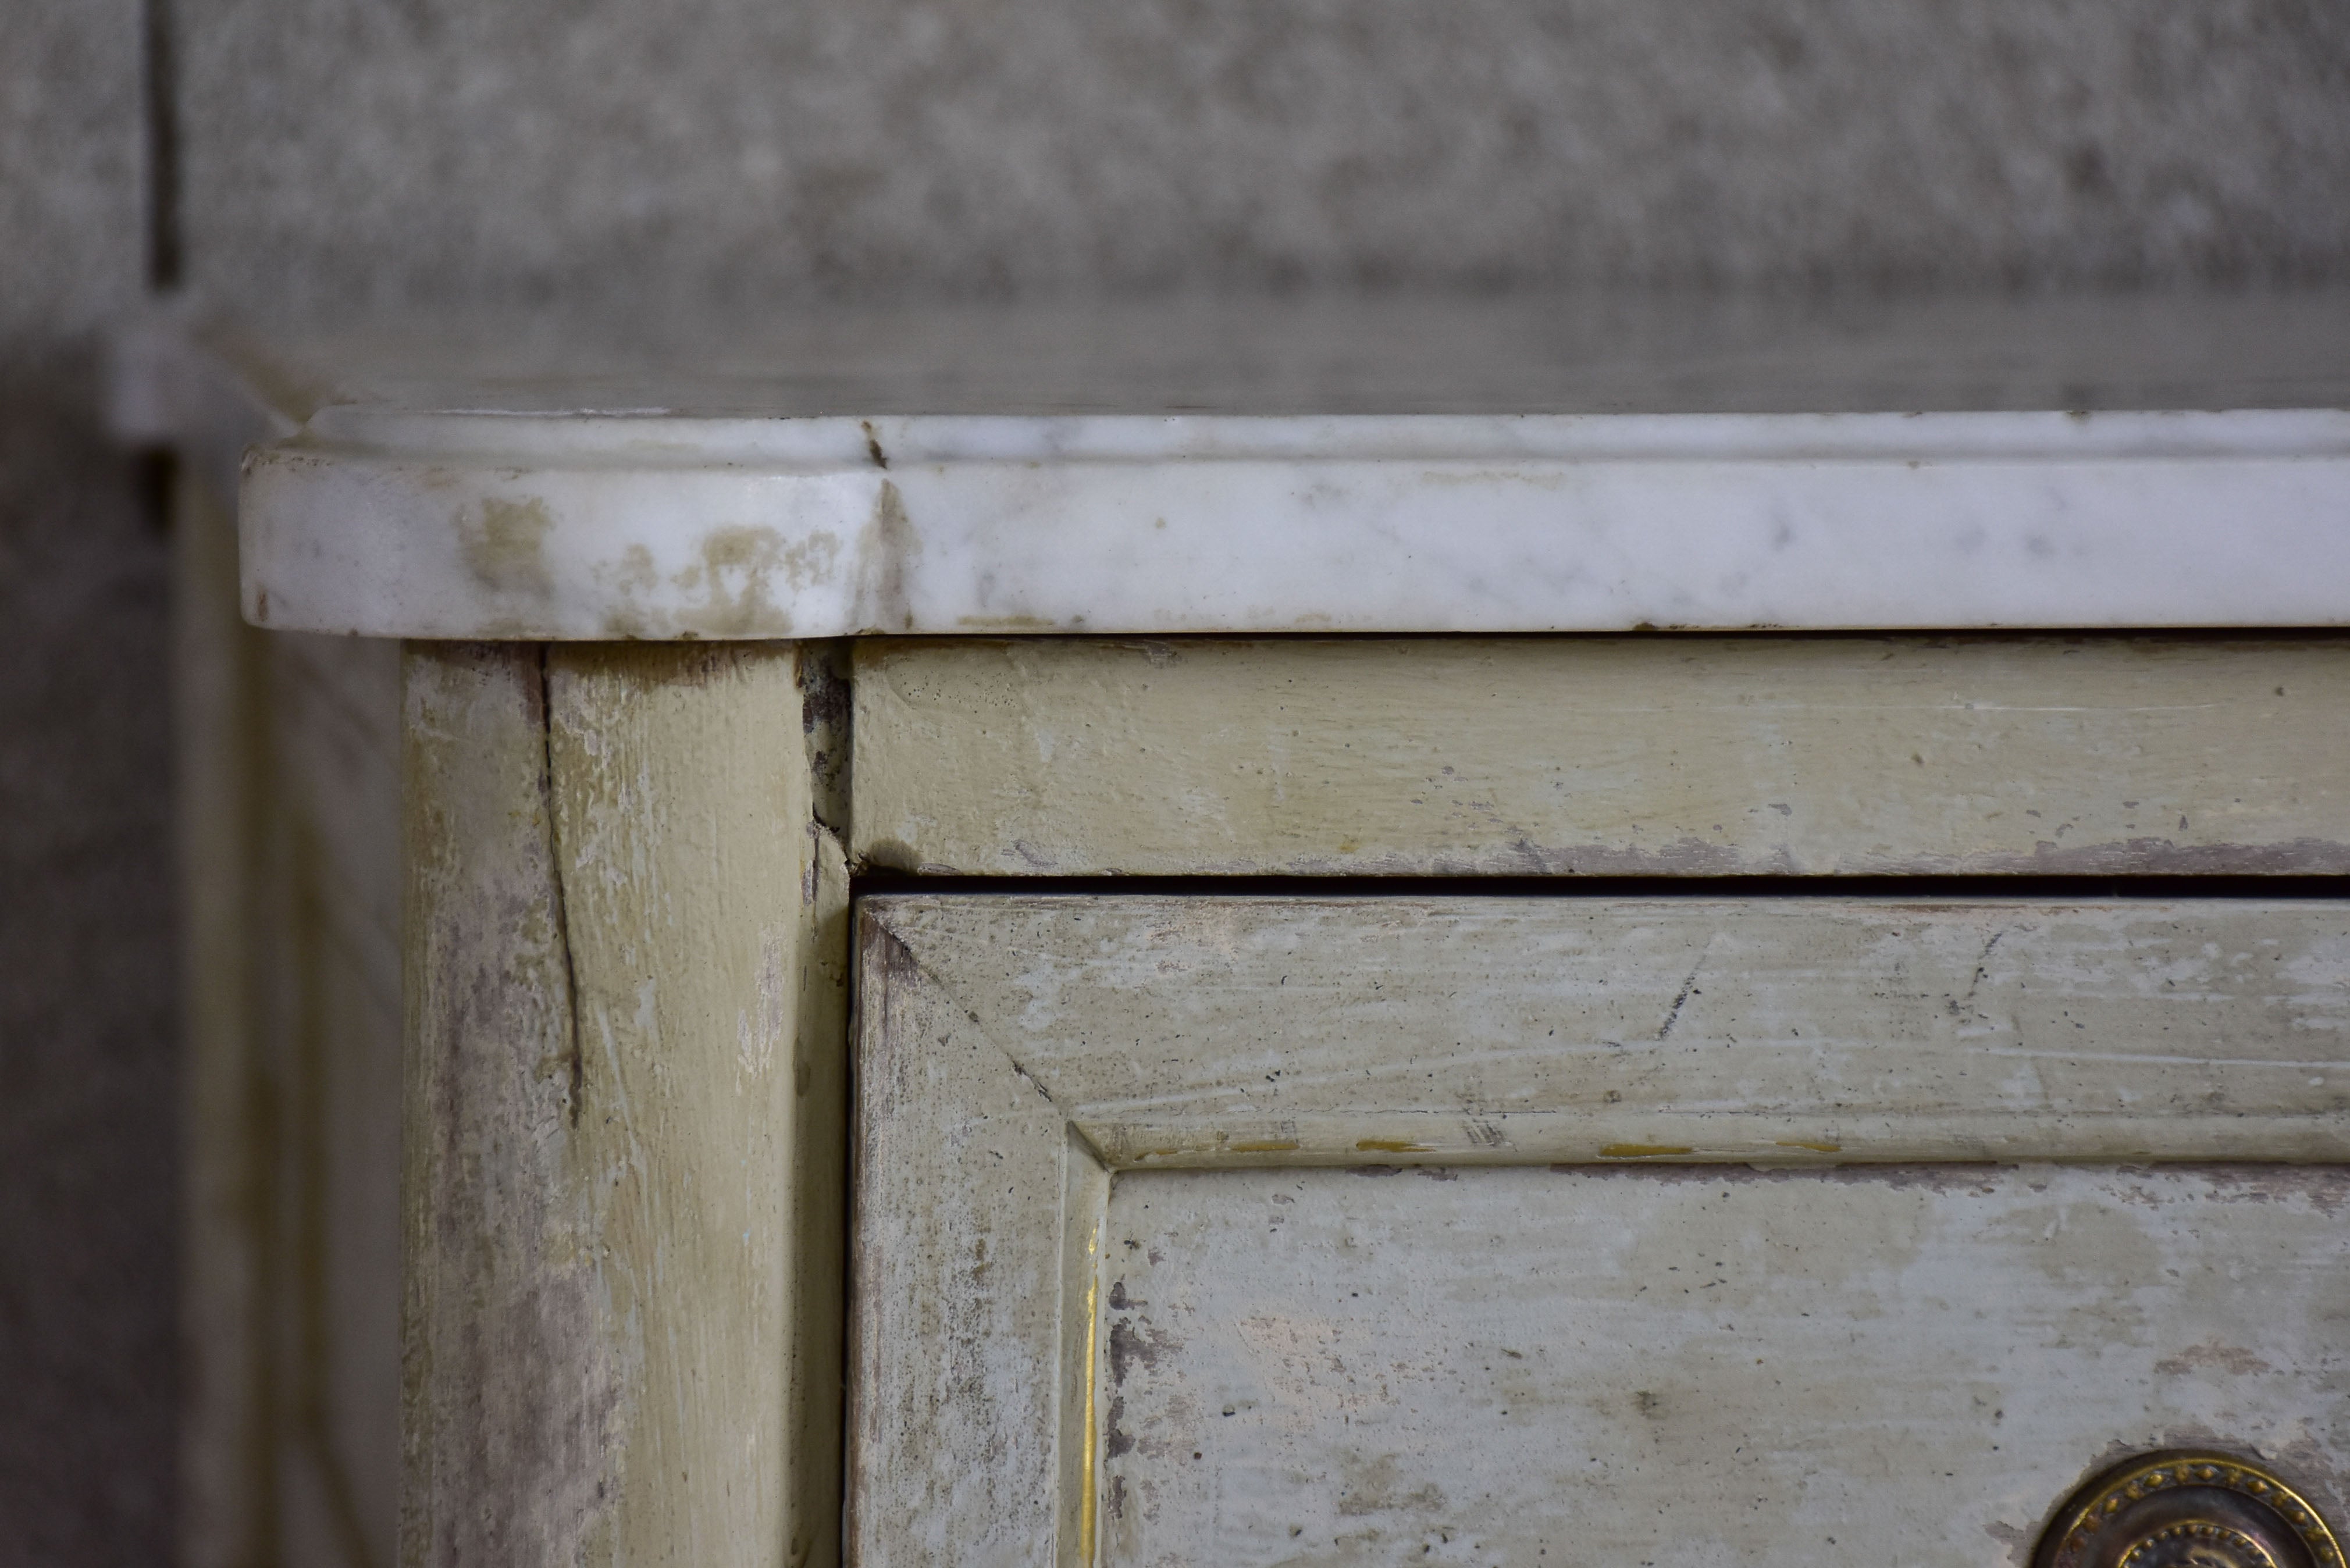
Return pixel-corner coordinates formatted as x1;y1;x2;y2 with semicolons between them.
401;642;849;1567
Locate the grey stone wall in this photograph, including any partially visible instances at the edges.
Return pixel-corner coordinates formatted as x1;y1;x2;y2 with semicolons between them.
0;351;177;1566
180;0;2350;315
3;0;2348;1562
1;2;177;1564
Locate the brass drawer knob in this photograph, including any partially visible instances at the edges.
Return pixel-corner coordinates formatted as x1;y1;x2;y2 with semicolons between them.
2038;1453;2344;1568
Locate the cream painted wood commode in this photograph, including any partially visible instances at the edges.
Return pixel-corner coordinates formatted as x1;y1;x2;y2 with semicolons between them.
123;294;2350;1568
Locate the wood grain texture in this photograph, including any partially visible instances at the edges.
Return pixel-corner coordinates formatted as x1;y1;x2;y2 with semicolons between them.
849;911;1104;1568
852;895;2350;1568
852;637;2350;877
403;642;842;1567
1100;1164;2350;1567
401;642;582;1566
868;895;2350;1167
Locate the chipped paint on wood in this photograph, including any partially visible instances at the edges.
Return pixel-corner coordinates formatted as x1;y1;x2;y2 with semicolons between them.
850;910;1102;1568
401;642;586;1565
853;897;2350;1568
403;642;842;1567
852;636;2350;876
1101;1165;2350;1566
867;895;2350;1167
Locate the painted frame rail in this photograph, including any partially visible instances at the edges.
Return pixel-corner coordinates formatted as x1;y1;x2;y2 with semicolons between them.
850;891;2350;1567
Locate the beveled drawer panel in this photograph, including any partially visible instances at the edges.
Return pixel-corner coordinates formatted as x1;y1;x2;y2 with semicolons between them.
861;895;2350;1168
851;893;2350;1568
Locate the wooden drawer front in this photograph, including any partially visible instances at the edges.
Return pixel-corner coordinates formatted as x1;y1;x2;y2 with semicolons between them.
850;896;2350;1567
853;637;2350;878
1102;1165;2346;1567
867;896;2350;1167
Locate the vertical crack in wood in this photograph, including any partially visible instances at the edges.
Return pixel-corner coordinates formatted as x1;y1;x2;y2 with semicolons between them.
538;646;585;1129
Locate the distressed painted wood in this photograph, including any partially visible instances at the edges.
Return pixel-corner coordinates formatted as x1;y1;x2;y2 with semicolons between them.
866;896;2350;1167
403;642;845;1567
1100;1164;2350;1567
852;637;2350;877
853;895;2350;1568
850;915;1106;1568
401;643;578;1565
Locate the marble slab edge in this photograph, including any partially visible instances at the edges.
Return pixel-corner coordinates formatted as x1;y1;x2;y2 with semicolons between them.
117;320;2350;640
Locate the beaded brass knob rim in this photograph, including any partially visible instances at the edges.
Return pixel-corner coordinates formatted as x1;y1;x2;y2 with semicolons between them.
2037;1452;2344;1568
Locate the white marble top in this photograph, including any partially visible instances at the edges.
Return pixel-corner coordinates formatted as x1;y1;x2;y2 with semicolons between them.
116;291;2350;638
